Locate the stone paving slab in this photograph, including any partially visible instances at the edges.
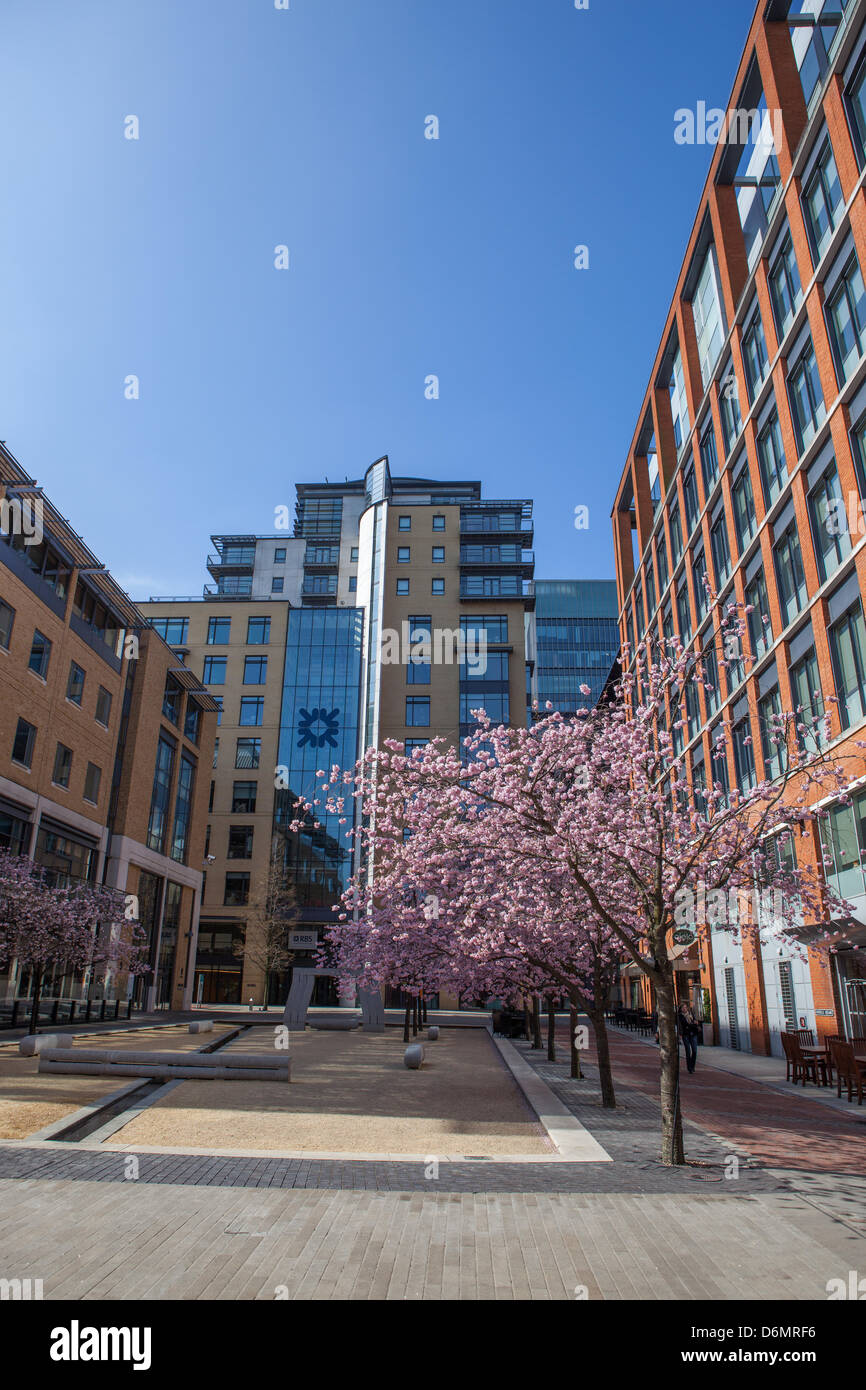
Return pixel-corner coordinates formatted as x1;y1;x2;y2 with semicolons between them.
0;1177;860;1300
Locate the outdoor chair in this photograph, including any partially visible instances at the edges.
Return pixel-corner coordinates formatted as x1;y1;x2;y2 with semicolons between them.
781;1031;827;1087
795;1027;814;1048
829;1039;866;1105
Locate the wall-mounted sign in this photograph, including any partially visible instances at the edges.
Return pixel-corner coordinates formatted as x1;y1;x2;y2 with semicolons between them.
815;1008;835;1017
289;931;318;950
672;929;696;947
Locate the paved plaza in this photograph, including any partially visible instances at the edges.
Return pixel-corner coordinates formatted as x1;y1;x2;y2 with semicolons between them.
0;1018;863;1299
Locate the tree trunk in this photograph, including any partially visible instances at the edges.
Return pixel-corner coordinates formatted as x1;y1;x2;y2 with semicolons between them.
532;995;543;1050
29;968;43;1034
656;968;685;1166
569;1002;583;1079
591;1006;616;1108
412;998;419;1036
546;997;557;1062
403;1001;412;1043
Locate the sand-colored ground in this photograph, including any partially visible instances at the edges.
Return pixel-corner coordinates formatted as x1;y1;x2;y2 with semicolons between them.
113;1026;551;1156
0;1024;234;1139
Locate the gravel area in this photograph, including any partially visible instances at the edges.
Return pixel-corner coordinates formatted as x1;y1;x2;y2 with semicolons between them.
111;1026;551;1156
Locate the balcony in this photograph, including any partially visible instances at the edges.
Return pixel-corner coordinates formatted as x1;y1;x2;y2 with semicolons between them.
460;577;535;610
460;547;535;575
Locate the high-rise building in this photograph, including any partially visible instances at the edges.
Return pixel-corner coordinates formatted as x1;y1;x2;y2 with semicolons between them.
532;581;619;715
142;457;535;1005
611;0;866;1052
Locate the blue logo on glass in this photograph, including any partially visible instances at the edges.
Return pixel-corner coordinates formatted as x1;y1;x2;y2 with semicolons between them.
297;707;341;749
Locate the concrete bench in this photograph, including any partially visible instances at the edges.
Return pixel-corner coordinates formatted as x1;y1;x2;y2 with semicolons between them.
403;1044;425;1069
188;1020;214;1033
37;1047;291;1082
309;1019;360;1031
19;1034;74;1057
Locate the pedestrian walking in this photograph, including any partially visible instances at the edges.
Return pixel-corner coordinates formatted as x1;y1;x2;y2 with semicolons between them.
677;1000;700;1074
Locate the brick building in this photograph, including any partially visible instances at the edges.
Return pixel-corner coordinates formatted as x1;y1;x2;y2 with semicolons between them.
612;0;866;1052
0;444;217;1015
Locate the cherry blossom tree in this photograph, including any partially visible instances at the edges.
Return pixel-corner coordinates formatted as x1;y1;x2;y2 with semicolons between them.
0;850;147;1032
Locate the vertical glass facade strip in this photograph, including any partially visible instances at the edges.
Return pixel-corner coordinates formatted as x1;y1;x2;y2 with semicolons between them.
534;581;619;714
274;607;364;913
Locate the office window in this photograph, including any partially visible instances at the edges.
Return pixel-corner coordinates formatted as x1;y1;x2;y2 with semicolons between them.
212;737;219;769
12;718;35;768
213;696;223;726
231;781;257;814
769;233;803;339
67;661;86;706
684;678;700;741
146;736;176;853
274;547;286;563
162;679;182;725
0;599;15;650
809;461;851;581
397;547;410;563
732;717;757;793
702;645;721;718
239;697;264;726
710;726;730;804
462;651;509;682
719;361;742;455
759;687;783;781
669;504;683;566
407;655;430;684
460;616;507;644
52;743;72;789
350;546;360;561
826;254;866;382
28;630;51;678
348;576;357;592
656;532;669;594
83;762;101;804
802;139;843;262
847;50;866;165
404;738;429;755
207;616;231;644
669;345;690;452
757;408;788;505
95;685;112;727
692;247;725;389
742;309;769;402
396;578;410;596
406;697;430;727
676;582;692;643
790;646;826;752
228;825;254;859
224;873;250;906
243;655;267;685
184;704;201;743
432;515;446;531
247;616;271;644
202;655;227;685
432;578;445;595
171;754;196;863
151;617;189;646
788;338;826;453
235;737;261;769
432;547;445;563
398;516;411;531
732;469;757;551
745;568;772;660
699;422;720;497
645;563;656;620
683;463;700;535
774;524;808;626
710;517;731;586
271;577;284;593
830;601;866;729
692;551;709;622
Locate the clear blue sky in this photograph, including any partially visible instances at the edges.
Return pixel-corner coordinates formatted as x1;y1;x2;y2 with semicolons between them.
0;0;757;599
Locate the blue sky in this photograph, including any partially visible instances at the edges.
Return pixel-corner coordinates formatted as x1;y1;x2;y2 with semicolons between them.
0;0;757;598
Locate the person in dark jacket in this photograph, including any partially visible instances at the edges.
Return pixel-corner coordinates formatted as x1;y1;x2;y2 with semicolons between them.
677;1001;700;1074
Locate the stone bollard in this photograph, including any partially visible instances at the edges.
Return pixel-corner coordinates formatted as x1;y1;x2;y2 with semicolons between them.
403;1044;425;1070
427;1026;440;1041
19;1034;73;1056
188;1020;214;1034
